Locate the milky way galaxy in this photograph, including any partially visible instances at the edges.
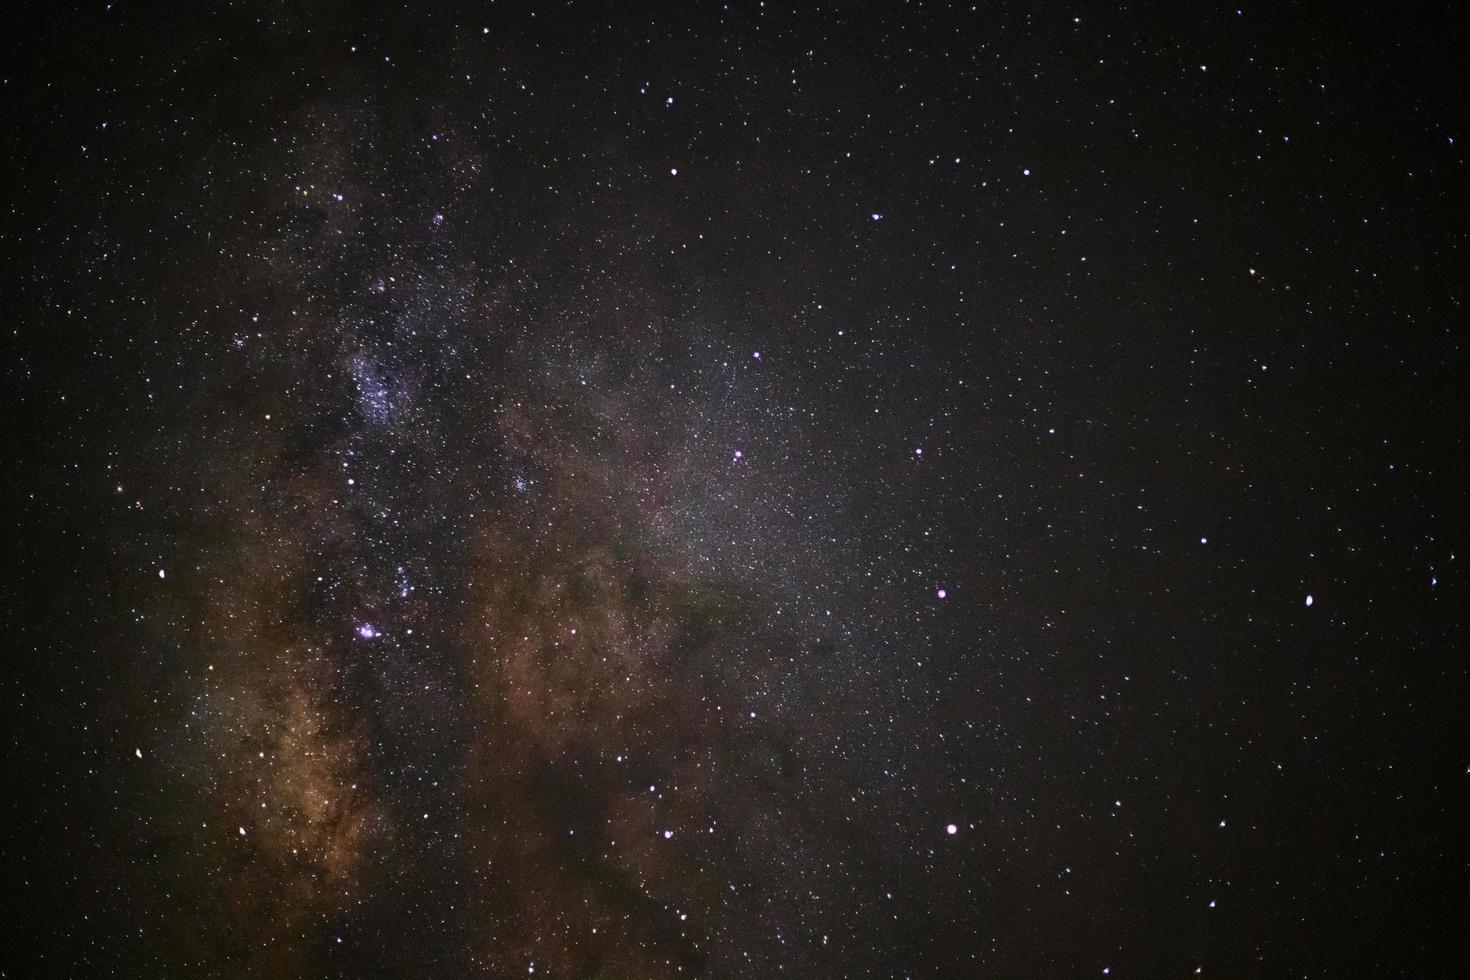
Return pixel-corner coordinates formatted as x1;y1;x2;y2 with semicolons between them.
7;2;1467;977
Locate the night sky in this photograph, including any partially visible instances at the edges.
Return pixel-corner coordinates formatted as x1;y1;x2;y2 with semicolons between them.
5;2;1467;977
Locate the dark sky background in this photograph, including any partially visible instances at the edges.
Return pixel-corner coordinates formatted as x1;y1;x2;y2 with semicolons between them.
4;1;1467;977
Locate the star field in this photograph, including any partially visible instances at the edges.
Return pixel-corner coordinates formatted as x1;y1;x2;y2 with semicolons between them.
4;2;1467;977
